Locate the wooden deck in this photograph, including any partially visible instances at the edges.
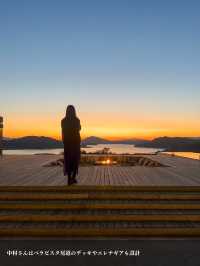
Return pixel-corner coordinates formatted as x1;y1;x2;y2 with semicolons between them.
1;155;200;238
0;154;200;186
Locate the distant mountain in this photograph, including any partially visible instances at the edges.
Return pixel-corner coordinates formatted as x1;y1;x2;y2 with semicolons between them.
111;138;147;145
5;135;199;152
3;136;63;150
136;137;200;152
81;136;146;146
3;135;112;150
2;135;148;150
81;136;109;146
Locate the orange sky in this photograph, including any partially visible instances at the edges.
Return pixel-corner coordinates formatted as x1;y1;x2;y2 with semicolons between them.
3;111;200;140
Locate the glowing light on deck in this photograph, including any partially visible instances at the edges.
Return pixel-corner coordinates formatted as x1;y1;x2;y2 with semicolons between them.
95;158;117;165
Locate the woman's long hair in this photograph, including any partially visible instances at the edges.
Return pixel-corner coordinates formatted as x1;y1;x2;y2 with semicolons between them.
66;105;76;120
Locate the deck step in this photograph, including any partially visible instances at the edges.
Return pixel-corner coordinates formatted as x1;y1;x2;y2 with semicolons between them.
0;186;200;237
0;186;200;192
0;214;200;222
1;203;200;210
1;193;200;200
0;221;198;229
0;228;200;237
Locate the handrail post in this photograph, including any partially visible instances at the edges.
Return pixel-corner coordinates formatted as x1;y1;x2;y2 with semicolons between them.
0;116;3;157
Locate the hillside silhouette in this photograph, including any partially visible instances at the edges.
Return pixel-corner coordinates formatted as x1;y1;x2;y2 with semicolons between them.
2;136;200;152
3;136;146;149
136;137;200;152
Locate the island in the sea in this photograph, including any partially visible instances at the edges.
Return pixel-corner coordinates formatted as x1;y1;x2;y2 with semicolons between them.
2;135;200;152
135;137;200;152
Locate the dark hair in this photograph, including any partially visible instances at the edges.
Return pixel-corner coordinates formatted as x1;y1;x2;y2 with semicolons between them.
66;105;76;119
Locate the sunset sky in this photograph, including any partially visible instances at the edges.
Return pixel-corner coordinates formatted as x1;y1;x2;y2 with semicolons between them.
1;1;200;140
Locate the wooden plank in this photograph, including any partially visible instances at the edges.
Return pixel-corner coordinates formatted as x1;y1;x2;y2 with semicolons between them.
1;154;200;186
0;193;200;200
0;193;89;200
0;228;200;237
0;185;200;192
0;214;200;222
0;203;200;210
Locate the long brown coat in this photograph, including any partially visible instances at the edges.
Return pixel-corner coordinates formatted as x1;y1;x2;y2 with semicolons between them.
61;117;81;177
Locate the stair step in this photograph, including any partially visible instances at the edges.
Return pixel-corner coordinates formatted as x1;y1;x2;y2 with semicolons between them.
0;227;200;237
0;221;198;228
0;203;200;210
0;214;199;222
0;186;199;238
1;193;200;200
1;200;200;205
1;210;200;215
0;186;200;192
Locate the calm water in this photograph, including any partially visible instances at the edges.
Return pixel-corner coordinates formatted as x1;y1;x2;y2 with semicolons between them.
4;145;200;160
4;144;162;155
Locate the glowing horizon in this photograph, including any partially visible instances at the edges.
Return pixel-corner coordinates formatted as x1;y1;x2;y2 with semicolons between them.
3;112;200;140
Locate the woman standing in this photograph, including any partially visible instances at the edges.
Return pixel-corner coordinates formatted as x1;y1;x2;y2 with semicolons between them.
61;105;81;185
